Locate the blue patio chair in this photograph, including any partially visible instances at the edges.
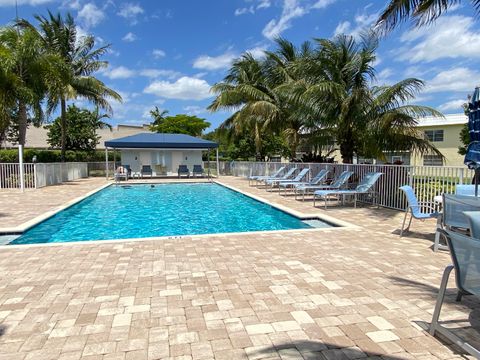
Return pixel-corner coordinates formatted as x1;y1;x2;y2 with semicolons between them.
429;229;480;358
178;165;190;178
313;172;383;209
266;168;309;190
278;169;329;195
262;167;297;186
249;166;286;186
295;170;352;201
192;165;204;177
464;211;480;238
435;194;480;251
399;185;439;237
141;165;153;178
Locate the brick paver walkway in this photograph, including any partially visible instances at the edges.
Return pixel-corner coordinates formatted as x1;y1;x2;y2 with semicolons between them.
0;176;478;359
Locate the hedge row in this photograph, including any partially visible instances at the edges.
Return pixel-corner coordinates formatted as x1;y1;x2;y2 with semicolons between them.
0;149;116;163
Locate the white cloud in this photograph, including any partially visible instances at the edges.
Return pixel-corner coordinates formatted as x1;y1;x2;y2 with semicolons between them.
144;76;212;101
334;21;350;36
374;68;394;85
122;32;137;42
334;9;377;37
117;3;144;23
438;99;466;112
0;0;53;5
257;0;271;9
235;7;254;16
262;0;306;39
193;52;237;71
245;46;268;58
103;66;136;79
312;0;336;9
235;0;271;16
424;67;480;93
262;0;336;39
399;15;480;63
183;105;207;116
152;49;166;59
139;69;181;79
77;2;105;28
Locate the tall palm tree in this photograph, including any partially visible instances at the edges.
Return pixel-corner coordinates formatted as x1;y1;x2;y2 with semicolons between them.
19;12;122;161
0;26;46;145
210;39;313;159
375;0;479;32
290;33;442;163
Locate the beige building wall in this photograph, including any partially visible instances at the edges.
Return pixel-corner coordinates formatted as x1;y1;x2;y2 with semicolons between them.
410;124;465;166
326;114;467;166
1;124;152;150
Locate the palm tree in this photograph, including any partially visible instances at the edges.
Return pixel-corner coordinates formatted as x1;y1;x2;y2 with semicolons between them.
0;26;46;145
19;12;122;161
375;0;478;32
291;33;442;163
209;39;313;160
149;107;169;128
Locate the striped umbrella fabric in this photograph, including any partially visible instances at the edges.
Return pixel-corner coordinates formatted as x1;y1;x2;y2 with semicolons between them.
464;87;480;170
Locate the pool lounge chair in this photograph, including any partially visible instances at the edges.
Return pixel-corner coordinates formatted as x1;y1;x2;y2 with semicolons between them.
266;168;308;190
178;165;190;178
429;228;480;358
192;165;204;177
141;165;153;178
261;167;297;187
313;172;383;209
399;185;439;237
278;169;329;195
249;166;286;186
295;170;352;201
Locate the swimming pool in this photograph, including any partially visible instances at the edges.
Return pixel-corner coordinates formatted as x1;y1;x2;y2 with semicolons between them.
8;183;332;245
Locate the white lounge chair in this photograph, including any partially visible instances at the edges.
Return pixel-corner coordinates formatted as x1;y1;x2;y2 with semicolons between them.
295;171;352;201
313;172;383;209
278;169;329;196
266;168;308;190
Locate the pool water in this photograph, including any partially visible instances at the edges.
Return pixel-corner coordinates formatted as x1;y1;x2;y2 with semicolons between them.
9;183;331;245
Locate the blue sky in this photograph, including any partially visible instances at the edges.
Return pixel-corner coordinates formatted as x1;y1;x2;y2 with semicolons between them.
1;0;479;131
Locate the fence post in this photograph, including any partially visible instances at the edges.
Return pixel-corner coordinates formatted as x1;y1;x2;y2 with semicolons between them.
459;168;464;185
34;163;38;189
409;166;414;187
18;145;25;192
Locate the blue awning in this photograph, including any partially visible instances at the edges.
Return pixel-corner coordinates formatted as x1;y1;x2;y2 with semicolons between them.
105;133;218;149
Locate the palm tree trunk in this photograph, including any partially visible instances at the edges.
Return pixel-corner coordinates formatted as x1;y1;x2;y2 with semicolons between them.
60;97;67;162
340;142;354;164
17;101;28;146
290;131;298;161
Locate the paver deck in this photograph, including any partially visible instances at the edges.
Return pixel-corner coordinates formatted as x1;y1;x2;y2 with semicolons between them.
0;176;479;359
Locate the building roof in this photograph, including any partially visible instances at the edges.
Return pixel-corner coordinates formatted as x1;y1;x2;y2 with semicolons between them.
104;133;218;149
416;113;468;127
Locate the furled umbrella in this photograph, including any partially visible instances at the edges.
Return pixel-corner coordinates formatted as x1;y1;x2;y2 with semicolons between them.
464;86;480;196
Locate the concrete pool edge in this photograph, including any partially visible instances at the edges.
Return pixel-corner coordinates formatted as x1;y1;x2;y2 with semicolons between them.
1;179;359;247
0;182;112;234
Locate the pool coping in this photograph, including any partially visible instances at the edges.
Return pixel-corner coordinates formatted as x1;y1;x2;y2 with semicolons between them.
0;179;359;248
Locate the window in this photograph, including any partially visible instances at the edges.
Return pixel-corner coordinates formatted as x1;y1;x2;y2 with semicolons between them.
423;155;443;166
424;129;444;142
391;156;403;163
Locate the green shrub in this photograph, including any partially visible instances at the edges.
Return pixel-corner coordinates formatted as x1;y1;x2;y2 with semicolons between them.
0;149;116;163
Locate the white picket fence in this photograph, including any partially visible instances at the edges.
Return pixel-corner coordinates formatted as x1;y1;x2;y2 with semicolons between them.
220;161;476;210
0;162;88;189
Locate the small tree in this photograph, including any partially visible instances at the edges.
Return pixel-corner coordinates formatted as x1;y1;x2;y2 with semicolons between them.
149;113;210;136
46;104;111;151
